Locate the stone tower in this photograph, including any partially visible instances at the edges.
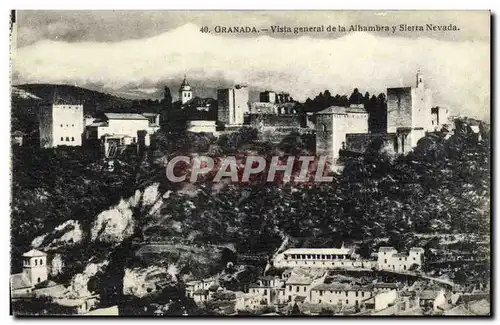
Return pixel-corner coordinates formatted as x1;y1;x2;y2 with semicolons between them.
179;76;193;105
22;249;48;285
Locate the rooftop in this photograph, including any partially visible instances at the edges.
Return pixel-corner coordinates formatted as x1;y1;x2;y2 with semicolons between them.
104;113;148;120
283;247;353;256
23;248;46;257
10;273;32;290
419;290;440;300
378;247;397;252
317;106;368;115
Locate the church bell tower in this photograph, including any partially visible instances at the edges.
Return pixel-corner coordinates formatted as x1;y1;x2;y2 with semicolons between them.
179;76;193;105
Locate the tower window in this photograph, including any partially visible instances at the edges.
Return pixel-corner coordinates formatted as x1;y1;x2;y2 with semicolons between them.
40;259;43;265
66;137;70;141
35;259;38;266
71;137;75;141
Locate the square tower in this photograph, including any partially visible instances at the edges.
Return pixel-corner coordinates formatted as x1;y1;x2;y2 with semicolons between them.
386;71;433;153
217;85;249;125
39;103;84;148
22;249;48;285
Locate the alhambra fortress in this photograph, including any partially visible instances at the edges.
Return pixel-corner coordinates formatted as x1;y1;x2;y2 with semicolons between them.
31;71;457;161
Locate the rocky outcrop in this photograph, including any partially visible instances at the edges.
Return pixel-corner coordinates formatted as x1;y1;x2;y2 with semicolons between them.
90;199;135;244
123;266;173;298
68;261;109;298
31;220;83;250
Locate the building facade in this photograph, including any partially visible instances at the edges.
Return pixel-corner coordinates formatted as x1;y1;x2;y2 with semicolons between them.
39;104;84;148
315;105;369;160
377;247;424;272
386;71;433;153
217;85;249;125
431;106;450;131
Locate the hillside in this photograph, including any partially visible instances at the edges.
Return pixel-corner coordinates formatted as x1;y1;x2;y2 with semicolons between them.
13;84;134;113
11;84;163;135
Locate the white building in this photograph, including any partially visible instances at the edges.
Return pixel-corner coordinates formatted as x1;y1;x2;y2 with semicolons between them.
274;247;367;269
187;120;217;133
377;247;424;272
309;283;374;308
39;102;84;148
10;249;48;296
85;112;159;145
217;85;249;125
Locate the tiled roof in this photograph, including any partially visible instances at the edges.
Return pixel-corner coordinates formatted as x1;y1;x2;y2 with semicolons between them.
283;247;352;256
312;283;373;291
378;247;397;252
10;273;32;290
419;290;439;300
374;282;401;289
286;275;313;285
104;113;148;120
23;249;46;257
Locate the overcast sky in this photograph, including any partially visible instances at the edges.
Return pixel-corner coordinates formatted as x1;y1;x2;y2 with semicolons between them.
11;10;490;120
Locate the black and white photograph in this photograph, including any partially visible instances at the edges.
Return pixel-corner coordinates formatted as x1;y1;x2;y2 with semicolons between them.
8;10;491;316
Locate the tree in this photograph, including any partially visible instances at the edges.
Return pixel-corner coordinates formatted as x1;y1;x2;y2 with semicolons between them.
349;88;363;105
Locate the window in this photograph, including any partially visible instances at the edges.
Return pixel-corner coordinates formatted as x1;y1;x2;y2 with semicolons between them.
320;290;323;296
346;299;349;304
66;137;70;141
304;287;306;292
72;124;74;127
61;137;64;141
296;286;299;293
356;292;359;297
345;291;348;297
362;292;364;297
289;285;292;291
384;259;387;263
263;289;267;295
37;277;41;283
40;259;43;265
71;137;75;141
35;259;38;266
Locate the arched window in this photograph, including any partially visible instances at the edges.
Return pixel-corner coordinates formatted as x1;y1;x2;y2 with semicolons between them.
40;259;43;265
66;137;70;141
37;277;41;283
71;137;75;141
35;259;38;266
61;137;64;141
